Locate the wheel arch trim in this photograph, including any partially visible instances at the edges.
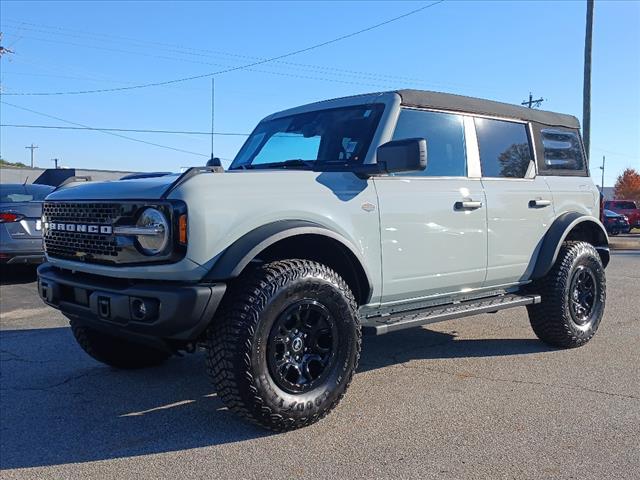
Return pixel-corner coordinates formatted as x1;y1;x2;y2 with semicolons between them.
531;212;609;280
203;220;373;302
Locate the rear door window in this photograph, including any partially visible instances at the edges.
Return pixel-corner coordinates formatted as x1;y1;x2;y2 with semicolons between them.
474;118;533;178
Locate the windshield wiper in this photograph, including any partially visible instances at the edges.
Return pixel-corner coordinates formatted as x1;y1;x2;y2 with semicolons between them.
247;159;315;170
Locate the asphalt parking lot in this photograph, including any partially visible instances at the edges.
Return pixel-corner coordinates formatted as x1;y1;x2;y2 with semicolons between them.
1;253;639;480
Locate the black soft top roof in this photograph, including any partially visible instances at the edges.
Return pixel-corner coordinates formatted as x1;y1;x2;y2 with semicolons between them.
397;89;580;129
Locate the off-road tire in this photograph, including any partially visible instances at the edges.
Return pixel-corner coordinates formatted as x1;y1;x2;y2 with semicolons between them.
527;241;606;348
70;318;171;369
205;259;361;431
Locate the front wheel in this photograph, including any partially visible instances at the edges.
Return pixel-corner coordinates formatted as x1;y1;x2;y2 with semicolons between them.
205;259;361;431
527;241;606;348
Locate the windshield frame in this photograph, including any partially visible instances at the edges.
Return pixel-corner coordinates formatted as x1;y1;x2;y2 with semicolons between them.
229;103;386;171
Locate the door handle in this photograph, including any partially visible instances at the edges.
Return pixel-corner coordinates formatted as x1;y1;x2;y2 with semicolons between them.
529;199;551;208
455;200;483;210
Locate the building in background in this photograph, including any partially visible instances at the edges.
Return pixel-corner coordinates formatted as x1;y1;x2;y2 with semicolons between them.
0;166;135;185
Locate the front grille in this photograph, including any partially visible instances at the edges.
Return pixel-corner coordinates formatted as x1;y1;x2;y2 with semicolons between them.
43;202;120;225
43;202;123;261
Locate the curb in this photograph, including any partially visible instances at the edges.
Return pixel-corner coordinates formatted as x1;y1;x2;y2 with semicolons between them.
609;237;640;251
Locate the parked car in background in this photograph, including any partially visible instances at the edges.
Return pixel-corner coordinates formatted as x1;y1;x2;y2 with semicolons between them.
603;209;631;235
0;184;54;264
605;200;640;230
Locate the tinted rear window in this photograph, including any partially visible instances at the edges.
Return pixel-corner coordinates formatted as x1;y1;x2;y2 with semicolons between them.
541;129;585;171
0;184;54;202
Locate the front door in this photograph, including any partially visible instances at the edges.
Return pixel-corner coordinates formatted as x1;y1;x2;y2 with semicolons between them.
374;108;487;306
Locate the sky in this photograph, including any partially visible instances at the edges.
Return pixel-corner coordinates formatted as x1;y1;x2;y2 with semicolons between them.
0;0;638;186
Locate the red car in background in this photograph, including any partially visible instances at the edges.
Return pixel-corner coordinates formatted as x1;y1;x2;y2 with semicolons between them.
605;200;640;230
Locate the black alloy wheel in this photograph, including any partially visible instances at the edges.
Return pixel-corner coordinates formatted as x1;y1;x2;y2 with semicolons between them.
568;265;597;326
267;300;338;394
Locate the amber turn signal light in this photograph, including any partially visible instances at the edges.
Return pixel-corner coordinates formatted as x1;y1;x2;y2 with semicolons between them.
178;214;188;245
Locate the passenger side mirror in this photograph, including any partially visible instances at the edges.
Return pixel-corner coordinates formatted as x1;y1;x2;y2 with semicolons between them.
376;138;427;174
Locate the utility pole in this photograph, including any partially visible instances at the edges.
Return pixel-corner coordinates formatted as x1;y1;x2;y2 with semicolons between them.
0;33;16;159
521;92;544;109
52;158;59;169
583;0;594;165
599;155;605;192
25;143;38;167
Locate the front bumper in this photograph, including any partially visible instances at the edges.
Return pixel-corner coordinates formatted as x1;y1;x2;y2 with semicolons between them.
0;252;45;264
37;263;226;344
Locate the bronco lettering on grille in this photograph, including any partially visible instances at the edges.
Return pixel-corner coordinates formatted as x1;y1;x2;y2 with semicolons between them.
46;223;113;235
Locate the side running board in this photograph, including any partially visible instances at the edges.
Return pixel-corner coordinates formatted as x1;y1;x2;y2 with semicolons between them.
361;293;541;336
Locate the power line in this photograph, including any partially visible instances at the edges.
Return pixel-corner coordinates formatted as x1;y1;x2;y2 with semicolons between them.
1;124;249;136
592;146;639;160
2;1;445;96
0;35;442;91
1;21;442;86
2;101;208;157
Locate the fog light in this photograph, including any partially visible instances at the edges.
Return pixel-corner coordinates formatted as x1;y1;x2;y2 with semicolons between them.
130;297;158;321
132;299;147;318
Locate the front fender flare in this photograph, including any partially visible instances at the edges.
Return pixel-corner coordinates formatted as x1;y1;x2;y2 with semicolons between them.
531;212;609;280
203;220;373;296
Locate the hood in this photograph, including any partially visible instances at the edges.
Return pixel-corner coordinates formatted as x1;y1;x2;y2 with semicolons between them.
45;174;181;201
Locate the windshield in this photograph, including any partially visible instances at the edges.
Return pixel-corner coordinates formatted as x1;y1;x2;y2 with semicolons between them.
613;201;637;210
0;184;54;203
229;104;384;170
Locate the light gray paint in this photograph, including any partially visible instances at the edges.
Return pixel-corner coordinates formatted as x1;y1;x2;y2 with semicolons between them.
40;92;603;308
374;176;487;304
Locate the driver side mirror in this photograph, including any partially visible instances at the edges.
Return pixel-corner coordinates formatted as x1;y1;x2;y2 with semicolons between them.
376;138;427;174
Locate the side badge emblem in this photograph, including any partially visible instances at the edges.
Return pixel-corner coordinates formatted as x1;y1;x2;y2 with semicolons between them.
361;202;376;213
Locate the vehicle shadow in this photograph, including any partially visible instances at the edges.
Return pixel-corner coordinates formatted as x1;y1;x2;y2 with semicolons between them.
359;327;554;373
0;265;38;286
0;325;553;469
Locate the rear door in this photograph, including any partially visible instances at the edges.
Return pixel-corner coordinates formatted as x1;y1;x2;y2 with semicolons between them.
374;108;487;305
475;117;555;287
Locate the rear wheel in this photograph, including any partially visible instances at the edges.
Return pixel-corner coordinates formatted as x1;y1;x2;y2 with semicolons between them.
527;241;606;348
70;319;171;369
205;259;361;431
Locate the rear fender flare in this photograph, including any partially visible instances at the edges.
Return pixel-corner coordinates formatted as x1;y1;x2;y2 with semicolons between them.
531;212;609;280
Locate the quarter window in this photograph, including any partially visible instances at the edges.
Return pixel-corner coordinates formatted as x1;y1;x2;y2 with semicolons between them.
541;129;585;171
391;109;467;177
475;118;533;178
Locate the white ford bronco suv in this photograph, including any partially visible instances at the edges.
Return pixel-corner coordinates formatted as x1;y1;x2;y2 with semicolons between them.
37;90;608;431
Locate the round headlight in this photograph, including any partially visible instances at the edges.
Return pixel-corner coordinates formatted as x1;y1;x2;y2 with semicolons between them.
136;208;169;255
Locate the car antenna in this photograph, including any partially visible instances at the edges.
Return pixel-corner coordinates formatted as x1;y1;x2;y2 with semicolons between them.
206;77;224;172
